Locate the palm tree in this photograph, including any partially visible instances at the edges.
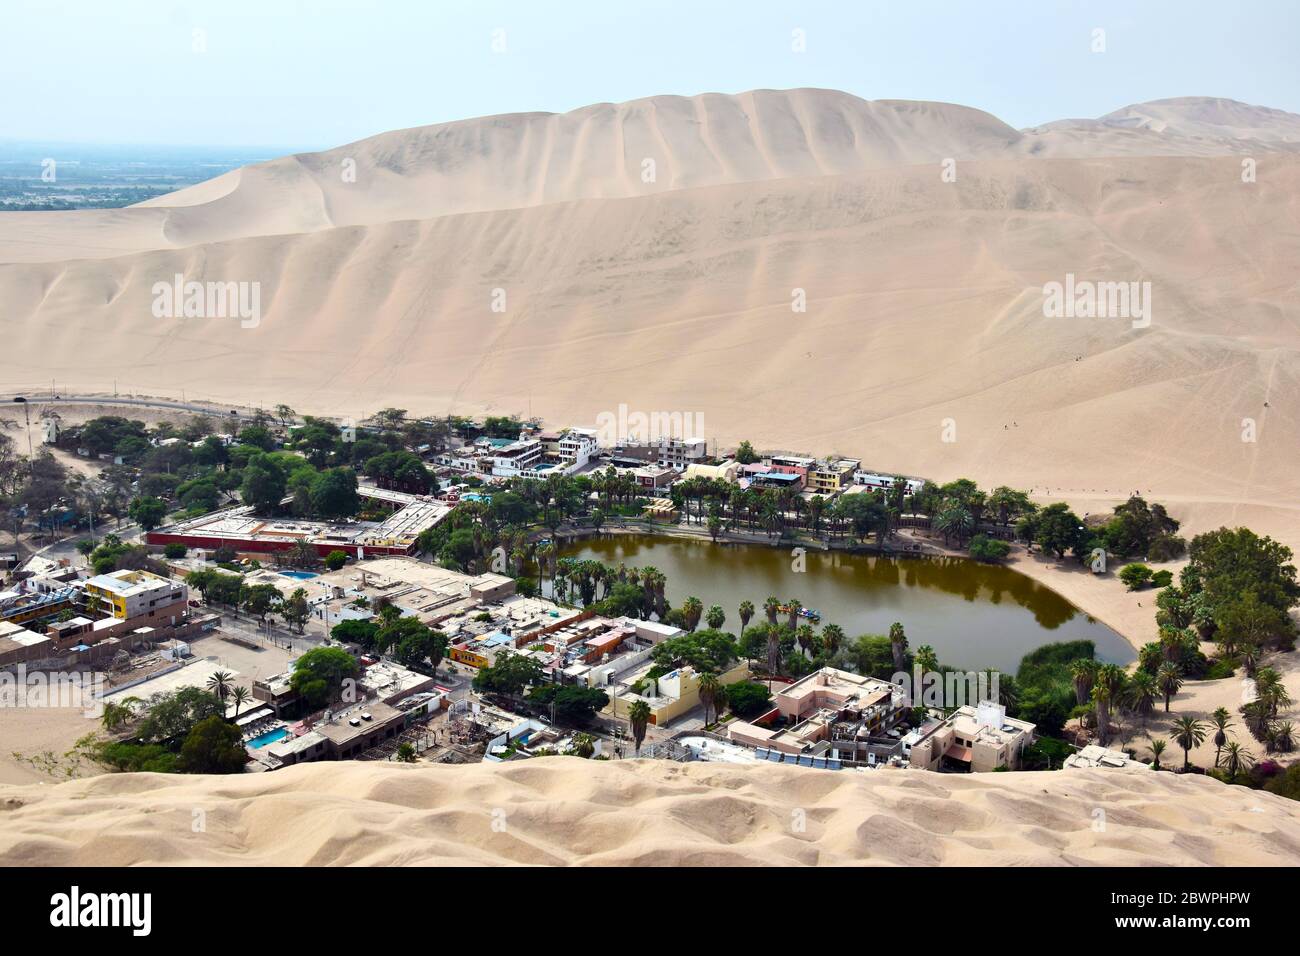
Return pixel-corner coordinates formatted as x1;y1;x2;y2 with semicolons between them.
1126;671;1158;723
821;623;844;656
1091;682;1115;746
1171;715;1207;771
888;622;908;674
628;700;651;756
1070;659;1098;707
706;604;726;630
1239;637;1263;678
1255;667;1293;718
100;696;140;732
697;673;721;725
1221;740;1253;778
795;624;815;658
763;595;780;626
1241;700;1274;743
738;600;755;631
1149;737;1167;771
206;670;234;702
935;504;973;547
681;596;704;633
1268;721;1295;754
786;599;803;631
1156;662;1182;712
1092;663;1127;745
765;625;781;687
1210;707;1233;767
230;686;252;719
914;645;939;675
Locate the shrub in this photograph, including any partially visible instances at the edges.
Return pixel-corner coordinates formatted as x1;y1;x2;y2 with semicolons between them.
1203;658;1237;680
1147;534;1187;562
969;534;1011;562
1118;563;1154;590
163;543;188;559
724;680;773;719
1150;569;1174;588
324;549;348;571
1263;763;1300;801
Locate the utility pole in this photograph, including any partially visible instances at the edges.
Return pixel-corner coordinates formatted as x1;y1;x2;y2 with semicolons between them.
12;397;33;475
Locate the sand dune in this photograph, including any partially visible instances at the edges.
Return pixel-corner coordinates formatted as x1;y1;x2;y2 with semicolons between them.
0;88;1298;554
1;758;1297;866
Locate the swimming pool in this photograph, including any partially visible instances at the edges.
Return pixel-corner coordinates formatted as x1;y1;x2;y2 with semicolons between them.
247;727;290;749
279;570;318;580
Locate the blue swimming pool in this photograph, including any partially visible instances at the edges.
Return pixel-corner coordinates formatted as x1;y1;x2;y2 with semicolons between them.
279;570;318;580
247;727;290;749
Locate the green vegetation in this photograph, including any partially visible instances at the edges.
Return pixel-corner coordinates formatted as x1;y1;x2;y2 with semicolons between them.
526;684;610;725
290;646;359;708
724;680;772;719
81;686;247;775
1118;563;1154;590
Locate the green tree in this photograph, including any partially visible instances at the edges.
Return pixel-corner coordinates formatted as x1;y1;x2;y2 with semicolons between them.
230;686;252;719
628;699;651;755
310;467;360;519
473;650;544;697
724;680;772;719
681;595;704;633
1210;707;1233;767
178;716;249;773
1119;563;1154;590
1171;715;1207;770
128;496;168;531
279;587;310;633
331;618;379;649
1156;662;1182;712
1149;737;1167;770
240;452;287;513
290;646;359;707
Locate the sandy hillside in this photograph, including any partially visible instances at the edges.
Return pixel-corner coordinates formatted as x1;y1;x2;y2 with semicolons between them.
1;758;1297;866
0;89;1298;555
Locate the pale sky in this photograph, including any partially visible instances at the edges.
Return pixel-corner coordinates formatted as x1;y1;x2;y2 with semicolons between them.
2;0;1297;150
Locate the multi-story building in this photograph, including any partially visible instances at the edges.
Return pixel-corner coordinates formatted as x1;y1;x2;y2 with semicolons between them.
807;458;861;494
658;436;708;470
477;438;544;477
83;570;187;624
766;454;817;479
727;666;909;767
905;701;1035;772
557;427;599;472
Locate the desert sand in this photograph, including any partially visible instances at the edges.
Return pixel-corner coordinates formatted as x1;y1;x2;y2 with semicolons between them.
1;757;1298;866
0;90;1297;559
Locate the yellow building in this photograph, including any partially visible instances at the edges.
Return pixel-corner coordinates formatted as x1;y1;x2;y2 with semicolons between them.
84;569;187;622
603;660;750;726
807;458;860;494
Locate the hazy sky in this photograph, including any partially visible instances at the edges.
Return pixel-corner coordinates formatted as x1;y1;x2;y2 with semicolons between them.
3;0;1297;150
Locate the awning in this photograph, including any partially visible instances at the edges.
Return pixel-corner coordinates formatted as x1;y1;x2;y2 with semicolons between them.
944;744;973;762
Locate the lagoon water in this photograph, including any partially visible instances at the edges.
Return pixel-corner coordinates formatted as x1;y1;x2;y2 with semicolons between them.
561;535;1134;673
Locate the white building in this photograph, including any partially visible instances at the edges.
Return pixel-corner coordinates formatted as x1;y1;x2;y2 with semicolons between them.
853;471;925;495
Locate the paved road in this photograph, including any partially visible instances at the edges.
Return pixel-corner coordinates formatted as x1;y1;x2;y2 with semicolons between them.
1;393;262;420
